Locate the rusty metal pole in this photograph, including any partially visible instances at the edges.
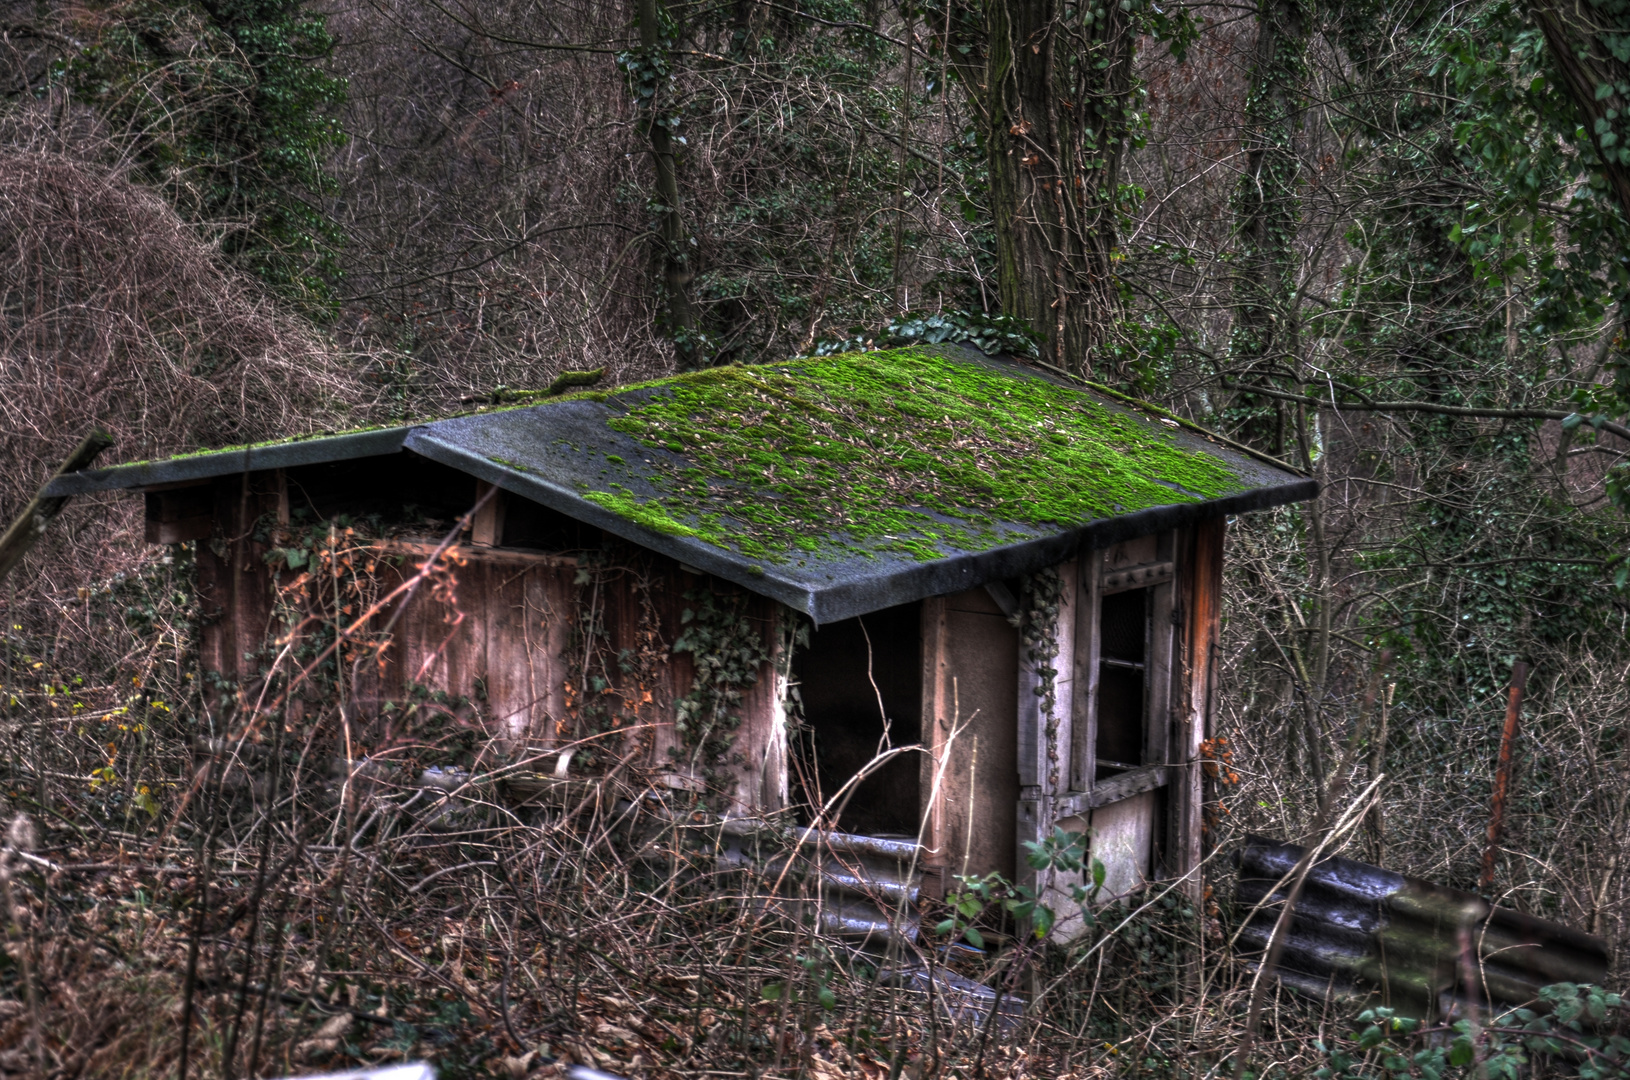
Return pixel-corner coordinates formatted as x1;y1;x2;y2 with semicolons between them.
1480;661;1530;893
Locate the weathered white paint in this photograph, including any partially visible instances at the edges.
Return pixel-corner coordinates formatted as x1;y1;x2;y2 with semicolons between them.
1089;788;1157;901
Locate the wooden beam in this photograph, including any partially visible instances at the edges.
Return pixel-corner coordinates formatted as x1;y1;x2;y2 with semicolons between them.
1055;765;1169;817
0;430;114;585
1070;548;1103;792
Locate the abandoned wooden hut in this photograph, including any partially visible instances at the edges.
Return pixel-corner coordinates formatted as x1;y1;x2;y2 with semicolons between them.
50;344;1315;927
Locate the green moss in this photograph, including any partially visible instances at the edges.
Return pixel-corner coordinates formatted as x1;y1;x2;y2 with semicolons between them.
583;347;1251;561
581;489;706;540
606;454;626;465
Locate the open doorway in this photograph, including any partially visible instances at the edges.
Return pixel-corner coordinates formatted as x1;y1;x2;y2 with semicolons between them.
791;602;922;836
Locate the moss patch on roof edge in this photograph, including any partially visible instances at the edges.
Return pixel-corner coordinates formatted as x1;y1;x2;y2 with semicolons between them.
577;346;1254;563
1026;358;1308;478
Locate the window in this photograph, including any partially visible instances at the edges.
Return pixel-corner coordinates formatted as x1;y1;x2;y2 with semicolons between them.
1077;533;1175;792
1096;587;1149;776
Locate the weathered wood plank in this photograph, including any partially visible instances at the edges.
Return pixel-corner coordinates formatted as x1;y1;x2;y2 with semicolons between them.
935;589;1019;882
1055;764;1168;817
1070;548;1102;793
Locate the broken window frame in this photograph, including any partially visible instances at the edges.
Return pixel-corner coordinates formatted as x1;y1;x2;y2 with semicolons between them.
1072;533;1177;806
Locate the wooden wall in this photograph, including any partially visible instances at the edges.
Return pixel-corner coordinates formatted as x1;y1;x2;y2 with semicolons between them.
917;521;1225;910
180;465;1225;861
1173;516;1224;897
192;470;784;816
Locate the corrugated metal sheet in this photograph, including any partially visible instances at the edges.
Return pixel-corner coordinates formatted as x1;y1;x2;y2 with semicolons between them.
717;822;923;943
44;346;1315;624
1235;836;1609;1019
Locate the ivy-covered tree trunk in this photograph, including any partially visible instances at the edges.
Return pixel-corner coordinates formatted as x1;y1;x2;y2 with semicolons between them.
983;0;1137;376
66;0;346;303
1229;0;1308;453
1526;0;1630;220
631;0;701;367
1523;0;1630;510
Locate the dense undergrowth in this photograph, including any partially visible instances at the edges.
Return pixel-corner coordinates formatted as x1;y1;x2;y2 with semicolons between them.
1;525;1627;1080
0;547;1221;1080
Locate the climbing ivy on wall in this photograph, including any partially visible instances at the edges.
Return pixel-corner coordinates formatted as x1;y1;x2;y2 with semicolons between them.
1017;566;1066;792
671;583;772;792
564;548;670;768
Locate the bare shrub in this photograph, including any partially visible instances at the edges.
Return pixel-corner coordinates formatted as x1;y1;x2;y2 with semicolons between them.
0;120;373;607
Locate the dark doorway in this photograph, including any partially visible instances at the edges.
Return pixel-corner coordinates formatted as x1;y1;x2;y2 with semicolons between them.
791;602;922;836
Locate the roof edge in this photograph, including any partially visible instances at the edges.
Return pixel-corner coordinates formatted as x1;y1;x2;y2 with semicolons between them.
403;430;825;617
43;426;416;496
805;476;1318;623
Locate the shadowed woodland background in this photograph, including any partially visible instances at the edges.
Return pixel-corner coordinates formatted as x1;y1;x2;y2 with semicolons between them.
2;0;1630;1074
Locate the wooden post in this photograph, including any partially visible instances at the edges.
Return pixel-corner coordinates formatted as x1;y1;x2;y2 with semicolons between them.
0;430;114;585
470;480;506;546
1480;660;1530;893
1365;680;1394;865
918;595;952;901
1174;517;1224;899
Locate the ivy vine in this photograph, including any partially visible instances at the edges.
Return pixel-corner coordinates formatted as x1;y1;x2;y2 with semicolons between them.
808;307;1042;359
1015;566;1065;792
671;582;771;790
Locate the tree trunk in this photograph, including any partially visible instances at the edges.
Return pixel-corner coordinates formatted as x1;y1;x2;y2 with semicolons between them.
983;0;1135;376
635;0;700;366
1527;0;1630;223
1229;0;1308;450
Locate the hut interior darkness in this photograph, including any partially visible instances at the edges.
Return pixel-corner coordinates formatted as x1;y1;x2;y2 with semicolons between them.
55;344;1317;935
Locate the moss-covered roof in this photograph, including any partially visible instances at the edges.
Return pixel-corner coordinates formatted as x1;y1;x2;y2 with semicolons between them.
51;345;1315;622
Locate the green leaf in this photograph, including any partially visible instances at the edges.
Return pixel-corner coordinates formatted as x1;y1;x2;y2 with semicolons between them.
1033;904;1056;938
963;926;984;949
1448;1035;1475;1066
761;982;784;1001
